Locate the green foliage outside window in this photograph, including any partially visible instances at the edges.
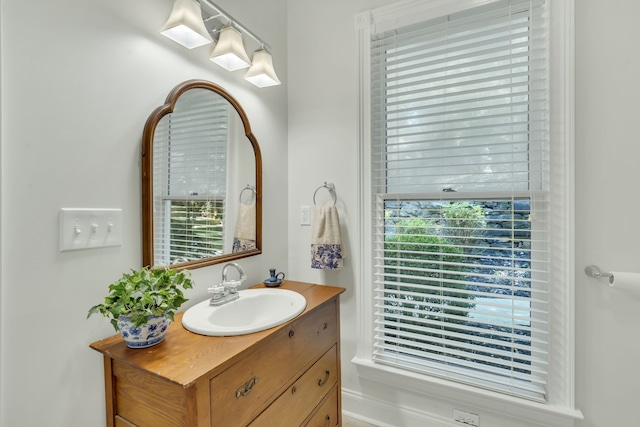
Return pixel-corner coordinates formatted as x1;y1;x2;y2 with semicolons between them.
383;216;475;325
170;200;224;260
381;202;535;374
442;202;487;240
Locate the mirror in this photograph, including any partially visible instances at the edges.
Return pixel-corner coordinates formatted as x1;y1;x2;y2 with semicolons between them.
142;80;262;269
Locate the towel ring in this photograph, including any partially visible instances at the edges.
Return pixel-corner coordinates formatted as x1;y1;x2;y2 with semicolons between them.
313;182;337;206
239;185;256;203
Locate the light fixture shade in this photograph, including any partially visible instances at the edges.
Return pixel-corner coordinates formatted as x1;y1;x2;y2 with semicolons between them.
244;49;281;88
160;0;212;49
209;27;252;71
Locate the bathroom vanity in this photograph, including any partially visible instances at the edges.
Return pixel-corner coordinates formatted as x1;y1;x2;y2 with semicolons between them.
90;281;345;427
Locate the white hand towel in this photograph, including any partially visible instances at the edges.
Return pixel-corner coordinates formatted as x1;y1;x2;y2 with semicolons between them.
232;202;256;253
311;205;344;270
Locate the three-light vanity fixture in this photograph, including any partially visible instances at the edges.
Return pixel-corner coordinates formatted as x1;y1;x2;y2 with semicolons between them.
160;0;281;88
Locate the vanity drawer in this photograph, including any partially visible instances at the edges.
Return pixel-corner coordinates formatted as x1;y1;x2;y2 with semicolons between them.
210;300;338;427
304;384;339;427
112;360;187;427
249;345;338;427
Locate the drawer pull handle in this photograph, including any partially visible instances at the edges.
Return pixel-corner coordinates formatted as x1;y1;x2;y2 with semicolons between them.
317;322;328;336
317;370;330;386
291;385;297;394
236;376;258;398
322;415;331;427
289;330;295;338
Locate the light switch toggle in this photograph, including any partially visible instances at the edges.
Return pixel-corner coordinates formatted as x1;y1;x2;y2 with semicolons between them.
60;208;123;251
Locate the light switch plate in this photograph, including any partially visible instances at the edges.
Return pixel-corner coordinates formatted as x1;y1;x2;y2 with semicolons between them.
300;206;311;226
59;208;123;251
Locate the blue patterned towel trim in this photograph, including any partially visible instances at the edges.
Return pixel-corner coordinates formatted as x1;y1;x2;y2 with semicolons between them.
233;238;257;253
311;244;344;270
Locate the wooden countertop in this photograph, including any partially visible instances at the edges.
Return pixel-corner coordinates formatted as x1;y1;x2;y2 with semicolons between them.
90;281;345;388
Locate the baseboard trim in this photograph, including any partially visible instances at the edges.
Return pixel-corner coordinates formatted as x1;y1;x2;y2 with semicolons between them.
342;387;459;427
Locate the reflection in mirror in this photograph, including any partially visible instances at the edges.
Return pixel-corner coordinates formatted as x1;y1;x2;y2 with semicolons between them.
142;80;262;270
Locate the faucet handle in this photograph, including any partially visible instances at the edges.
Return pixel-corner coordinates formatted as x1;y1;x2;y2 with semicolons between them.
226;280;241;294
208;284;226;298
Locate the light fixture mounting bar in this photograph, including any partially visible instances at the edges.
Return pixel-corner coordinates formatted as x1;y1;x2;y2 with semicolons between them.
198;0;272;51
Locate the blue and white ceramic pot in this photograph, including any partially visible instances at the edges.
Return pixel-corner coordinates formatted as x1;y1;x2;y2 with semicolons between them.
116;315;171;348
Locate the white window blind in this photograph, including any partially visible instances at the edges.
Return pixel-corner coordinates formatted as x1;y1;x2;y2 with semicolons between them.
153;89;229;265
371;0;549;401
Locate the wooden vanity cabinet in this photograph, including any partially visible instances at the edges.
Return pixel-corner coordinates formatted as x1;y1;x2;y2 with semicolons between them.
90;281;345;427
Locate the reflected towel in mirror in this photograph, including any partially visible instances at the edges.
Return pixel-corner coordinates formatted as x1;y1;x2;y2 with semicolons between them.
311;205;344;270
232;201;256;253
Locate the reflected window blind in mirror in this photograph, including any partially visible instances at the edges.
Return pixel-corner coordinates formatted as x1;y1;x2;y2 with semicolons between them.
153;90;229;265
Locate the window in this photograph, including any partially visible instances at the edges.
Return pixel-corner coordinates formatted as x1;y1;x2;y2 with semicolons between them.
153;90;229;265
356;1;578;419
370;0;548;401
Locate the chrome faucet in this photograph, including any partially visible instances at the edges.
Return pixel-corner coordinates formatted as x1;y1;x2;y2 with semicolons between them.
209;262;247;306
222;262;247;284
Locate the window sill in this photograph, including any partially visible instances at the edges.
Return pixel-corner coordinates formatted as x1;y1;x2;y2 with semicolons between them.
351;357;583;427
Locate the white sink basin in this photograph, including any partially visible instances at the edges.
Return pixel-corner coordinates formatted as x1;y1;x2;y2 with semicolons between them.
181;288;307;336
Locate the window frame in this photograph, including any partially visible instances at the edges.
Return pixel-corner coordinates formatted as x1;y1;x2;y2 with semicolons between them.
353;0;581;425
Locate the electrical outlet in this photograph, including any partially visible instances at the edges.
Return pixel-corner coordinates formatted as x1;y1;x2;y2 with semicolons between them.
453;409;480;426
300;206;311;226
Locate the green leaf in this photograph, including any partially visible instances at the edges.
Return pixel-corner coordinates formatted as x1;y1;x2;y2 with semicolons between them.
87;266;194;329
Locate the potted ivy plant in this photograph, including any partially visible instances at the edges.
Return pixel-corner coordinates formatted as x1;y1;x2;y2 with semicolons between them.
88;266;194;348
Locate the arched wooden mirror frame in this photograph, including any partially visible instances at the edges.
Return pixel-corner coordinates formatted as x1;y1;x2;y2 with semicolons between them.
141;80;262;269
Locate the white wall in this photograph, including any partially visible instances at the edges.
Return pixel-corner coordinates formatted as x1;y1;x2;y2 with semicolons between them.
288;1;640;427
286;0;389;421
0;0;287;426
575;1;640;426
